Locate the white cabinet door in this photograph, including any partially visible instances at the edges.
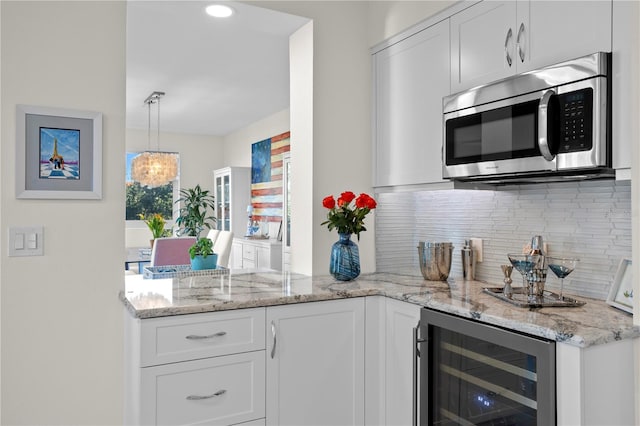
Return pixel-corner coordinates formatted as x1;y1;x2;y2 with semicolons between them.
612;0;638;173
266;298;365;426
385;299;421;426
231;242;243;269
522;1;611;73
450;1;517;93
213;167;251;238
256;246;269;269
373;19;450;187
451;0;612;93
556;339;636;426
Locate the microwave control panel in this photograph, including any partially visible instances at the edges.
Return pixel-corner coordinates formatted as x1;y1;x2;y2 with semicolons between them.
558;88;593;153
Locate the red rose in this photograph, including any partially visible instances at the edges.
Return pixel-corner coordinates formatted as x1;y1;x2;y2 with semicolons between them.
322;196;336;209
356;193;377;209
337;197;346;207
340;191;356;204
365;195;377;209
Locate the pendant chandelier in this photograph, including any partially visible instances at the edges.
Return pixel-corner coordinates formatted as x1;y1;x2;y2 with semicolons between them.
131;91;179;188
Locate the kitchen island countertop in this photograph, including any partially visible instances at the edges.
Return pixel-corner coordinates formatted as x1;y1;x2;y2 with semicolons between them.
120;271;638;348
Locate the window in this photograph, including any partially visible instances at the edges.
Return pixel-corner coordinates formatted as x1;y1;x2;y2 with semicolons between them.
125;152;177;221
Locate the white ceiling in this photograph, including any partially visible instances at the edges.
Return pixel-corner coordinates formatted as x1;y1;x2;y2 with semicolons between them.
126;1;309;137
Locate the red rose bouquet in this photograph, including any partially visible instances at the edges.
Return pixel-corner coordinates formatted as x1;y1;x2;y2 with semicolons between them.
321;191;377;239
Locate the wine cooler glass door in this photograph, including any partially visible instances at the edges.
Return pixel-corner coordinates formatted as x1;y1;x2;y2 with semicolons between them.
420;309;555;426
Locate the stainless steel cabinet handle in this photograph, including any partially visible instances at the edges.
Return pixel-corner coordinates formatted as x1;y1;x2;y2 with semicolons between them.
413;321;422;426
270;320;277;359
186;389;227;400
538;89;556;161
414;320;428;426
504;27;513;67
185;331;227;340
516;22;525;62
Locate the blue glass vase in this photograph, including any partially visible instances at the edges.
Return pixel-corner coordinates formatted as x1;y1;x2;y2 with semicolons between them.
330;233;360;281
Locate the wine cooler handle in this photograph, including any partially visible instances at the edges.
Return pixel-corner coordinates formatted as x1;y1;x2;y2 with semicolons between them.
413;321;420;426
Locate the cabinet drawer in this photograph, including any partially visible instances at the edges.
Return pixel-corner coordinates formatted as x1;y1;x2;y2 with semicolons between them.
140;308;265;367
242;244;256;260
141;351;265;426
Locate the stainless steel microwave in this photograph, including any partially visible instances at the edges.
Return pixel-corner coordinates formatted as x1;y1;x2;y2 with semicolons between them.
442;52;613;183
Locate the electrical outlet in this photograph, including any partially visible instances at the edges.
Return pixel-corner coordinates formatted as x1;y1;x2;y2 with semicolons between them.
470;238;483;262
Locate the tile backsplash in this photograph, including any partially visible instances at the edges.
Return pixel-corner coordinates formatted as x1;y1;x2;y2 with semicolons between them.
374;180;631;300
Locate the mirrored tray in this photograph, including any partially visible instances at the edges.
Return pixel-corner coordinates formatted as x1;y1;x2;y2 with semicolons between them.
483;287;586;308
143;265;229;280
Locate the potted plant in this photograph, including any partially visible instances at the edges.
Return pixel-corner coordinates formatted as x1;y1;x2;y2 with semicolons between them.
139;213;171;248
175;184;217;237
175;184;218;269
188;237;218;270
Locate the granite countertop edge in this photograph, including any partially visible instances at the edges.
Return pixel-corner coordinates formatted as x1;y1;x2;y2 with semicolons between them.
120;271;639;348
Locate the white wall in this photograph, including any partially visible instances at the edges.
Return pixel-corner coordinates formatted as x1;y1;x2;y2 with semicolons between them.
251;1;374;275
1;1;125;424
289;21;314;274
126;129;225;198
223;107;290;167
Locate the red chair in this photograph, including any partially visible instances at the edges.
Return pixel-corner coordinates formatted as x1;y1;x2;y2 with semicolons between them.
149;237;196;267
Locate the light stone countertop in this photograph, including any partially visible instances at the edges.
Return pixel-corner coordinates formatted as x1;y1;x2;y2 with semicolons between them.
119;271;639;348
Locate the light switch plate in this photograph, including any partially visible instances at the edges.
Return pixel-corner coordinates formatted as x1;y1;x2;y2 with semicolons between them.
9;226;43;256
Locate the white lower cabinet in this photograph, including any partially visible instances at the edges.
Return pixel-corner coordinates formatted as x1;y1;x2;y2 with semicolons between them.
384;298;421;426
125;308;267;426
126;296;635;426
232;239;283;271
556;339;636;426
266;298;366;426
140;351;265;426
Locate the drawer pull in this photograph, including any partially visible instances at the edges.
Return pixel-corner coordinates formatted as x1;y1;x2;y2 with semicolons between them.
186;389;227;400
185;331;227;340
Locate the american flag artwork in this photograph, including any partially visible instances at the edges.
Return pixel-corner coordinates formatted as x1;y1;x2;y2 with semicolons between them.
250;131;290;222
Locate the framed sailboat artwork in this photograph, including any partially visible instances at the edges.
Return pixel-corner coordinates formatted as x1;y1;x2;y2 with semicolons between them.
16;104;102;199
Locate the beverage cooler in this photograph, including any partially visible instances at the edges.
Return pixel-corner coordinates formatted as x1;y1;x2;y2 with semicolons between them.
415;309;556;426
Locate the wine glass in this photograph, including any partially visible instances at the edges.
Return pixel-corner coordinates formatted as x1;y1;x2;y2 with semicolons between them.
507;254;539;299
547;257;579;300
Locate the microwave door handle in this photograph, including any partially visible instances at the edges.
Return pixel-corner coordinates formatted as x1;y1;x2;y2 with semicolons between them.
538;89;557;161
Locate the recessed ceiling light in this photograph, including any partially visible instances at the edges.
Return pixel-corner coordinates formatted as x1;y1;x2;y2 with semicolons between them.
205;4;234;18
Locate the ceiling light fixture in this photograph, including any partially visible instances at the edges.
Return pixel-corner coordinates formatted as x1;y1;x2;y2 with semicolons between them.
205;4;234;18
131;91;179;188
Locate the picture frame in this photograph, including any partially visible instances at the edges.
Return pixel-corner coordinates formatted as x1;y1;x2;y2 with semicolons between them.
16;104;102;199
606;258;633;314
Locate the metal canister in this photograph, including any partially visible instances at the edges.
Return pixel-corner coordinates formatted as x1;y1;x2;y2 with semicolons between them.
461;240;475;280
418;242;453;281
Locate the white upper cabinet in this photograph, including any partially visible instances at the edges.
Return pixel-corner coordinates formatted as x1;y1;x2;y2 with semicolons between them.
450;1;518;92
522;1;611;71
611;0;638;173
373;19;450;187
451;0;612;93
